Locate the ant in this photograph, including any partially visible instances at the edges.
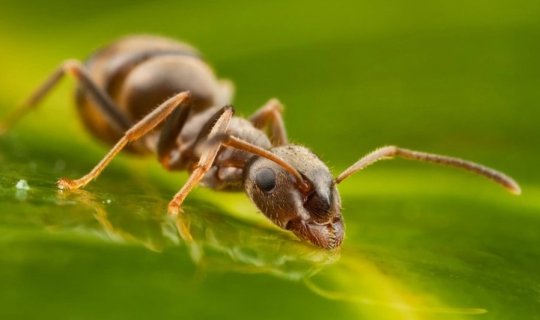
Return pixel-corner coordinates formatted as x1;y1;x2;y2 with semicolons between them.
0;35;521;249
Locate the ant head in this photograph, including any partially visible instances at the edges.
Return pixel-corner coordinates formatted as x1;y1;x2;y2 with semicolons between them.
244;145;344;249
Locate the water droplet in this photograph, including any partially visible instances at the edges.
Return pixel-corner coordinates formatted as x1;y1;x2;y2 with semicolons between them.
15;179;30;201
15;179;30;190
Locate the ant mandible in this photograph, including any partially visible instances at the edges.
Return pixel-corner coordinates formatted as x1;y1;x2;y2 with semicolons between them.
0;35;520;249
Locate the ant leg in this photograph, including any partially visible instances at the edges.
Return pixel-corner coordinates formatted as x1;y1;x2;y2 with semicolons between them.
249;98;288;145
0;59;131;135
168;106;234;215
57;92;192;190
335;145;521;194
156;103;193;168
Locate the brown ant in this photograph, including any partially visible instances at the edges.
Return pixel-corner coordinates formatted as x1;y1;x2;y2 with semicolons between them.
0;35;521;249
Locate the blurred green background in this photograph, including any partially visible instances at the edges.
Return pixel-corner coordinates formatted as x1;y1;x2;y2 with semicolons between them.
0;0;539;319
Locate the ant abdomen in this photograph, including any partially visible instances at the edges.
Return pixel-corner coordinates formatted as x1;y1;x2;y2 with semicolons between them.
76;35;231;148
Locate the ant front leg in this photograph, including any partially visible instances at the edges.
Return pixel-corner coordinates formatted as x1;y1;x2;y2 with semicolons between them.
0;59;131;135
167;106;234;216
57;91;192;190
249;98;288;145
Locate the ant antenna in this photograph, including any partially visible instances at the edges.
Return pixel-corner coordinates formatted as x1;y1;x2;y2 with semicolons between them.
202;134;310;192
335;146;521;195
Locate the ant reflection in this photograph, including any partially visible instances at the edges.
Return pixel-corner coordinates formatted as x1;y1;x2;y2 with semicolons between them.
52;188;339;281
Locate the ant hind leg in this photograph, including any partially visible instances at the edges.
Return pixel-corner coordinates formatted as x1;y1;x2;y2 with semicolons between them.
0;59;131;135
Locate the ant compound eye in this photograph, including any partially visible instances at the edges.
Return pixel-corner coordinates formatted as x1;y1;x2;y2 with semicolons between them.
255;168;276;192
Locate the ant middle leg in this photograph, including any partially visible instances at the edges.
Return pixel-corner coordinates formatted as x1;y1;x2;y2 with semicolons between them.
0;59;131;135
57;91;192;190
156;103;194;169
249;98;288;145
